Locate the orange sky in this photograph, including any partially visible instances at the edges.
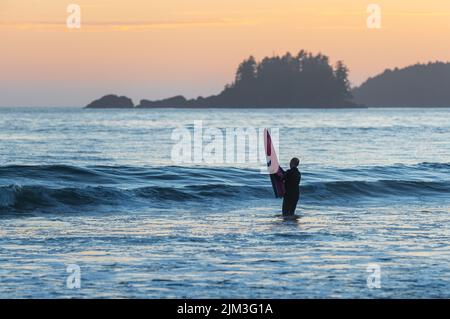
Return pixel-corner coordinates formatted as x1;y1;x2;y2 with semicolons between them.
1;0;450;106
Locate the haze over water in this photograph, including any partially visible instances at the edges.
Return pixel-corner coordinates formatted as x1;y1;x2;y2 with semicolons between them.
0;107;449;298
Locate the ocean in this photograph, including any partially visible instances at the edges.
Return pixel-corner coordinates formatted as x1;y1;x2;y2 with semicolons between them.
0;107;449;298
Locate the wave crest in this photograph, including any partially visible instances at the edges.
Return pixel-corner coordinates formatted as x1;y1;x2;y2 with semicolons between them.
1;163;449;213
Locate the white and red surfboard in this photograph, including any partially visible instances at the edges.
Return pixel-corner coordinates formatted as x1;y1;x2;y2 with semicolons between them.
264;128;285;198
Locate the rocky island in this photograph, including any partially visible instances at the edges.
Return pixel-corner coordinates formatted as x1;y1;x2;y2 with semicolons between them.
85;94;134;109
86;51;359;109
85;53;450;109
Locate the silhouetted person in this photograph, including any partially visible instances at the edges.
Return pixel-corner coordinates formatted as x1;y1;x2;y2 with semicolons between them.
282;158;301;216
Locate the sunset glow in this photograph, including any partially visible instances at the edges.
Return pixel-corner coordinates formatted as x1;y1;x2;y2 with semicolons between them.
1;0;450;106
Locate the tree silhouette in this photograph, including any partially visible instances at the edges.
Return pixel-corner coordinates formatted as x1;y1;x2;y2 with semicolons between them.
235;56;257;84
353;62;450;107
223;51;355;107
136;50;357;108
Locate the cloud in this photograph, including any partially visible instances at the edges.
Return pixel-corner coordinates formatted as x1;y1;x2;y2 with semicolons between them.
0;18;254;31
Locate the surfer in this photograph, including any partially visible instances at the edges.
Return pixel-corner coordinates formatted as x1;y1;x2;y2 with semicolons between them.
282;158;301;216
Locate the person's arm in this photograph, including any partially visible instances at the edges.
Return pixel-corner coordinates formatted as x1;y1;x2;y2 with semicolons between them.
281;168;289;181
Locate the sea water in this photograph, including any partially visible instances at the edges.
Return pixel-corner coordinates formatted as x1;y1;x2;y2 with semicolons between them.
0;107;449;298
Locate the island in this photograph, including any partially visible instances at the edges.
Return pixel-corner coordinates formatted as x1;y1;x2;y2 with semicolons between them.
85;53;450;109
352;62;450;107
85;94;134;109
86;50;359;109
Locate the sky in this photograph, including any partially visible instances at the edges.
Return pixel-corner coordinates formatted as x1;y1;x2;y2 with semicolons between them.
1;0;450;107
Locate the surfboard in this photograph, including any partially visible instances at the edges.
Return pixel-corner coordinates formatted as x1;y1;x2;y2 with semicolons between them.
264;128;285;198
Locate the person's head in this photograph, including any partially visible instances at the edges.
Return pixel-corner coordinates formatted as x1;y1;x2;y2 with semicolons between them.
290;157;300;169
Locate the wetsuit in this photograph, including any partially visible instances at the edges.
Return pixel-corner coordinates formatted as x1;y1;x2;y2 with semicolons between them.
282;167;301;216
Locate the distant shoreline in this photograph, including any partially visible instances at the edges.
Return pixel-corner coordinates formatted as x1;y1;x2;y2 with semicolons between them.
5;105;450;109
84;103;367;110
84;50;450;110
86;51;361;109
85;61;450;109
83;99;450;110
